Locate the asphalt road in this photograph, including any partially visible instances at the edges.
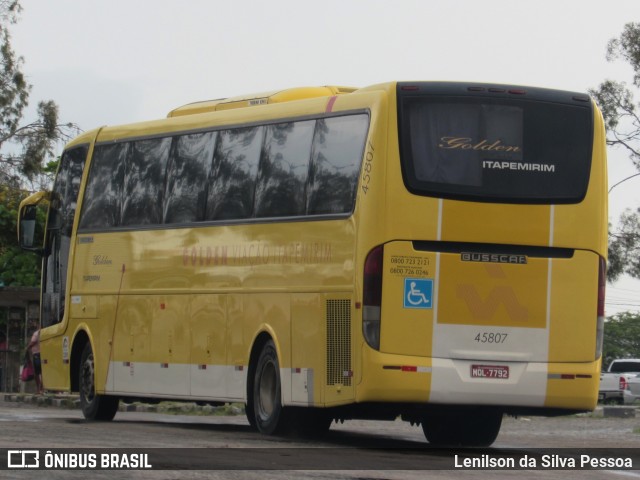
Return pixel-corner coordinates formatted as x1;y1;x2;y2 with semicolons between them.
1;398;639;480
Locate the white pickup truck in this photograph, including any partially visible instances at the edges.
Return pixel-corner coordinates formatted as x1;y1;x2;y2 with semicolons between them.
599;359;640;405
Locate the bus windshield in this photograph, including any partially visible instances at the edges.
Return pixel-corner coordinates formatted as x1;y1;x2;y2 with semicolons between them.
398;83;594;204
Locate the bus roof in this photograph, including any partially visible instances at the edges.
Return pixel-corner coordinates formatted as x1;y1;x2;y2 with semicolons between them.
65;128;102;148
167;85;358;117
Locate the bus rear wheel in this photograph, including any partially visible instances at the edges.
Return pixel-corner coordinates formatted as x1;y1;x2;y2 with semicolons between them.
252;340;288;434
79;343;119;421
421;406;502;447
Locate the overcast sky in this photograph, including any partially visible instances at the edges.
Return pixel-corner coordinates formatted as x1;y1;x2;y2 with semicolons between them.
9;0;640;313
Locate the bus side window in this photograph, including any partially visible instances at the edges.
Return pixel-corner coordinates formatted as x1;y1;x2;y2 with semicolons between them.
254;120;315;218
164;132;217;224
79;143;128;230
206;126;264;221
307;115;369;215
121;138;171;226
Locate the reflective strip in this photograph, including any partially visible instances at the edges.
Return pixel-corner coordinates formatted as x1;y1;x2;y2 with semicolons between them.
548;205;555;247
548;373;579;380
437;198;443;241
383;365;432;373
107;362;246;400
325;96;338;113
545;205;554;333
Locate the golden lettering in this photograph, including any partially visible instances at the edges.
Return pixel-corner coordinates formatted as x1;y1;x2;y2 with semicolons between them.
438;136;521;153
182;243;332;268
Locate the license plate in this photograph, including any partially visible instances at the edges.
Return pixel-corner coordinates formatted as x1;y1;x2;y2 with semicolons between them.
471;365;509;379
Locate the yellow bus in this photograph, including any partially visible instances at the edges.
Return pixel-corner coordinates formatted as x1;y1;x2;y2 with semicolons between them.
18;81;607;446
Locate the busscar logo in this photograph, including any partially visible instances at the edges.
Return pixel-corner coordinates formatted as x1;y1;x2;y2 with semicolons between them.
461;252;527;265
8;450;39;468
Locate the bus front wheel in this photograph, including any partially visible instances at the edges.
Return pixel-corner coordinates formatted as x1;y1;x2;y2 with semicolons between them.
252;340;287;434
79;343;119;421
421;407;502;447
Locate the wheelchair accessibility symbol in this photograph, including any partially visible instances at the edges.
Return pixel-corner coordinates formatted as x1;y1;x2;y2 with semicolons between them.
403;278;433;309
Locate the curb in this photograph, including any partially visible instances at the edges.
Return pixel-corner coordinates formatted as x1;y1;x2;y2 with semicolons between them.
5;393;633;418
3;393;81;409
2;393;244;416
602;406;636;418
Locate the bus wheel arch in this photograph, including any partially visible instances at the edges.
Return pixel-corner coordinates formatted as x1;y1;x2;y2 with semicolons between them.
70;330;90;393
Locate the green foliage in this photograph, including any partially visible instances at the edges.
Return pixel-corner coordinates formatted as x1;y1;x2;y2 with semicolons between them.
0;245;40;286
0;186;41;286
0;188;21;250
603;312;640;367
43;158;60;176
590;23;640;281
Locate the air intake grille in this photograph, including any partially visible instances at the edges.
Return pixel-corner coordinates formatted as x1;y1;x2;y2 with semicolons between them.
326;299;351;386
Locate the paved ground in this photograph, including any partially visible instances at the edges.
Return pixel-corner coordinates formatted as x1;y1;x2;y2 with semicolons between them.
3;392;640;448
1;395;639;480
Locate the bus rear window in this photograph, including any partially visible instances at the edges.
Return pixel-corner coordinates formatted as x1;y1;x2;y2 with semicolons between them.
398;88;594;203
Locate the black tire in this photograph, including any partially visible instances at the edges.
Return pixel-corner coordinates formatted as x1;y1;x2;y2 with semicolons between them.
421;407;502;447
79;343;119;421
245;403;257;430
252;340;287;434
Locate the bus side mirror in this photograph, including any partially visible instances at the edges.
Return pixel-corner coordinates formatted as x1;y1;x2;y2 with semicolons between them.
17;191;49;255
20;205;38;249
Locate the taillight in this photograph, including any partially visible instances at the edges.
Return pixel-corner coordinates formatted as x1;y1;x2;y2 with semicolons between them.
595;256;606;360
620;376;629;391
598;257;606;318
363;245;383;350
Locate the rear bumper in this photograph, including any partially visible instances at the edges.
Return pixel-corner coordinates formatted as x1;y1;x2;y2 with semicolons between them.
358;347;599;411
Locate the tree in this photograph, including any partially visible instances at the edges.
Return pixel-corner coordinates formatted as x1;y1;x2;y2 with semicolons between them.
0;0;78;191
0;0;78;286
608;209;640;281
602;312;640;367
590;23;640;281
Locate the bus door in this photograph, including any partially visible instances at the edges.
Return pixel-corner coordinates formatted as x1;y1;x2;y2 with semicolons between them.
41;146;89;329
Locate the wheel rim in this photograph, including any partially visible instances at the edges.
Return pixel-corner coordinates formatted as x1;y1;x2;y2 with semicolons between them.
257;360;277;421
81;352;95;403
